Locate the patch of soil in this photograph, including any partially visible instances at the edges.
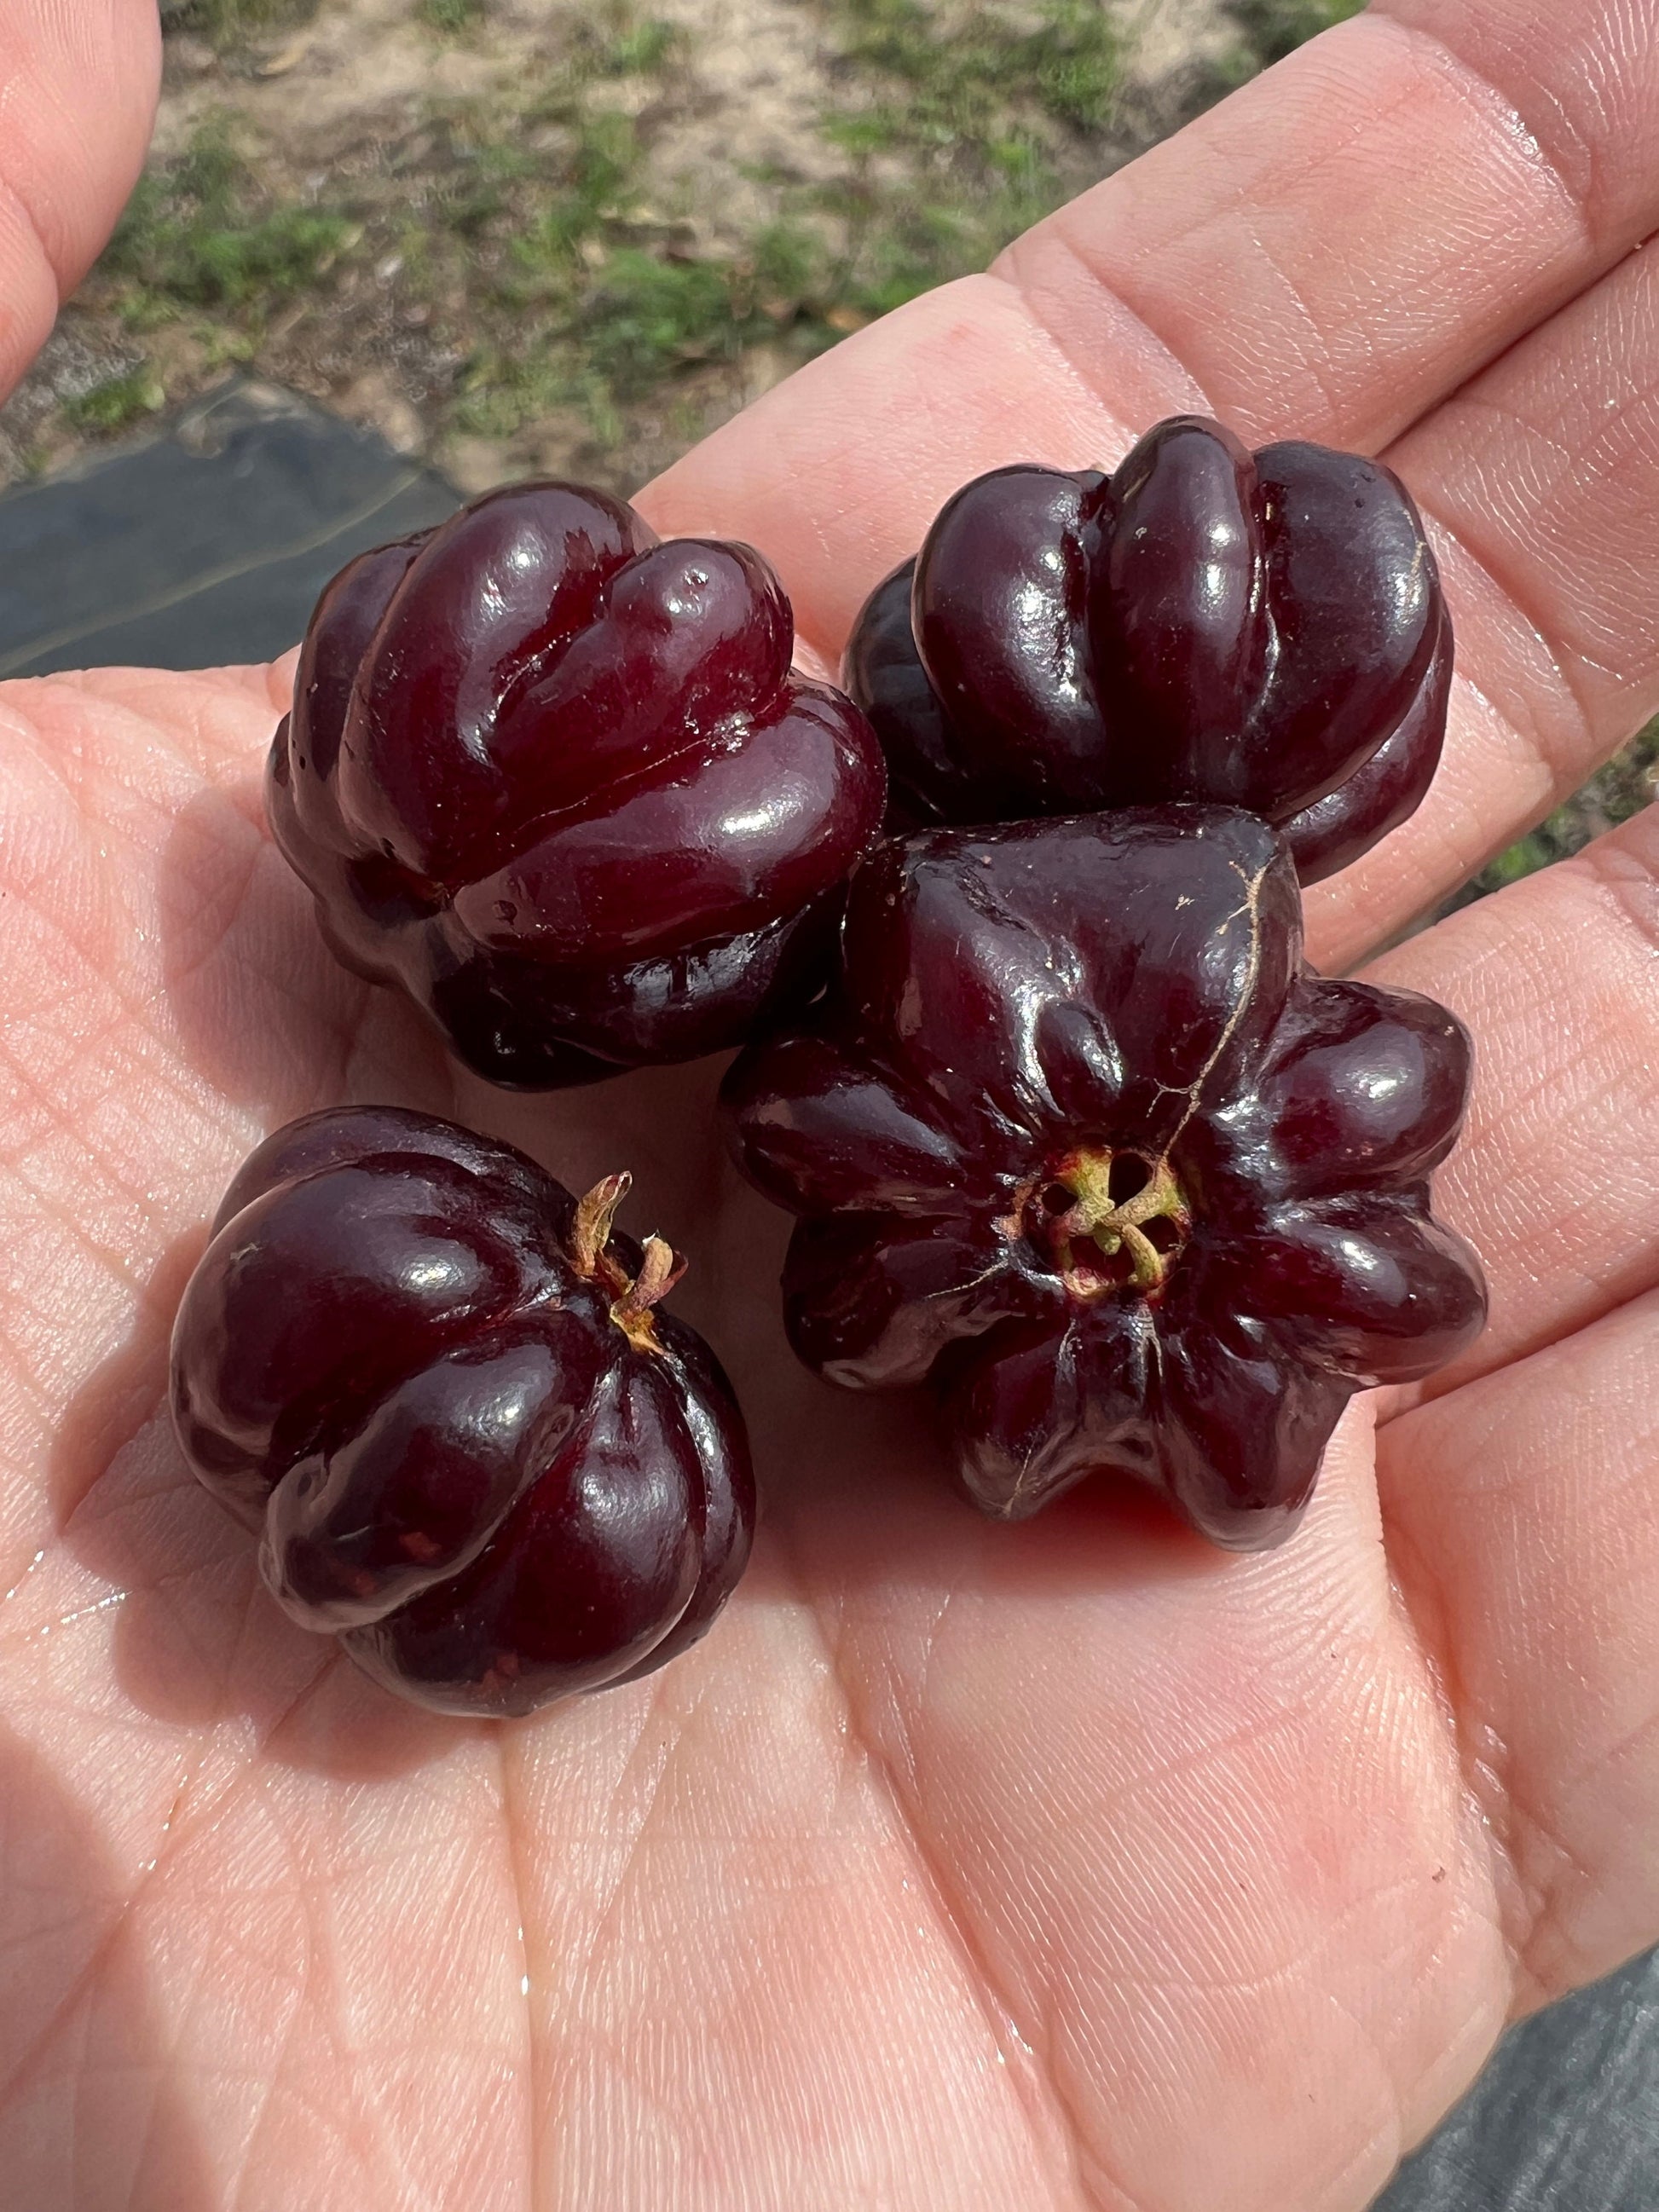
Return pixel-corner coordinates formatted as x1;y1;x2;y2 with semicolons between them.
3;0;1238;495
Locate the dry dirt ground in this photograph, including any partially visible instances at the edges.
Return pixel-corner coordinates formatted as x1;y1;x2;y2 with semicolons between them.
1;0;1250;494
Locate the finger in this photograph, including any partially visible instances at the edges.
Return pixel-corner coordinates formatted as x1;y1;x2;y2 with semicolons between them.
1361;802;1659;1397
1009;0;1659;457
0;0;160;402
1304;238;1659;970
794;1399;1512;2211
1379;1286;1659;2009
640;0;1659;661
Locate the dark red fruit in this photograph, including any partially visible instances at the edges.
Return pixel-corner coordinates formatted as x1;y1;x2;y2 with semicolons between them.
171;1106;754;1716
720;810;1483;1549
843;416;1452;881
270;482;887;1087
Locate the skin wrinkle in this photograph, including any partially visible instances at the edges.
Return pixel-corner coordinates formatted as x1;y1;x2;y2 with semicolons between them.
193;1765;518;2203
0;1123;181;1327
1571;826;1659;956
0;1741;200;2122
495;1732;543;2212
0;170;58;387
1406;476;1620;770
1488;1782;1607;2006
1506;1712;1659;1997
536;1672;893;2195
1032;1548;1504;2163
0;1131;159;1305
998;10;1604;457
0;78;84;277
1552;1702;1659;1861
0;2;158;287
0;1037;226;1198
0;1016;234;1210
1468;380;1659;677
1393;822;1659;1381
1397;506;1601;796
890;1525;1465;2194
113;2031;173;2210
78;1622;342;1953
802;1562;1093;2209
999;41;1421;365
559;1685;685;1996
1378;1408;1610;2007
303;1851;400;2205
1374;9;1605;247
1231;223;1344;423
234;1819;324;2212
319;1860;454;2212
0;765;328;1104
162;846;380;1080
1297;1987;1406;2208
982;245;1214;442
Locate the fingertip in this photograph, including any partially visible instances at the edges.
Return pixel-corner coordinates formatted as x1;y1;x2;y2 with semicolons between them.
0;0;163;393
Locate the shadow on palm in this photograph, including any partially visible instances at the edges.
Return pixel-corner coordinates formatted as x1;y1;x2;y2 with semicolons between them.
48;767;1237;1784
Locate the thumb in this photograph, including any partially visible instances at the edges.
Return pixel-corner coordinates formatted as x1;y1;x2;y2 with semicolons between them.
0;0;161;404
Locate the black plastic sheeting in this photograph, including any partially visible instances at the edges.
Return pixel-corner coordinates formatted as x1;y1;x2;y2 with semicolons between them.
1379;1949;1659;2209
0;378;459;678
0;378;1654;2209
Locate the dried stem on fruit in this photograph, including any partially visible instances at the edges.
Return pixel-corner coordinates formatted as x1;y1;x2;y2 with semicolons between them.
571;1172;687;1352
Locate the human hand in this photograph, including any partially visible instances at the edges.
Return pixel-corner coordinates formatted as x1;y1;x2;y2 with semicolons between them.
3;3;1659;2207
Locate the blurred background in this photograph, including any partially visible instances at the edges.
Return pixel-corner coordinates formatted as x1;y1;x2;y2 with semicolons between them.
3;0;1332;497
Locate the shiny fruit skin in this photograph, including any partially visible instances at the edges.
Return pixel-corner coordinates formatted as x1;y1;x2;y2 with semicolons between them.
171;1106;754;1717
270;482;887;1087
842;417;1450;881
720;810;1484;1551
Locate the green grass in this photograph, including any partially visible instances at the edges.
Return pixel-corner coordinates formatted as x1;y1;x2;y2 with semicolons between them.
789;0;1124;325
61;364;166;434
1445;718;1659;911
832;0;1123;139
460;0;1124;429
102;122;355;322
605;17;678;72
505;107;641;280
419;0;485;34
85;0;1362;468
110;3;1127;457
1220;0;1364;76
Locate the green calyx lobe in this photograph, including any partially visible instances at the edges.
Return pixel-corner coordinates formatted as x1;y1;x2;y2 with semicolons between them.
1029;1146;1192;1300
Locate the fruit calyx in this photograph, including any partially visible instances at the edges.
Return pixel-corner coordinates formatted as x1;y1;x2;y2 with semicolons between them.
1026;1148;1191;1300
569;1172;688;1352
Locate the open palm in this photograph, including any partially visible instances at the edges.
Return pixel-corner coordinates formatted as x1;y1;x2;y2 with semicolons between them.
6;3;1659;2206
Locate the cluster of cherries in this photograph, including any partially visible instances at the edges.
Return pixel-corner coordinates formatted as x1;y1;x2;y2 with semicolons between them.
171;414;1486;1718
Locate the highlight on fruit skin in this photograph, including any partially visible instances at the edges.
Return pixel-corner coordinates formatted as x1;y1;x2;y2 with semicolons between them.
171;1106;754;1718
720;807;1485;1551
843;414;1452;882
269;479;888;1089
